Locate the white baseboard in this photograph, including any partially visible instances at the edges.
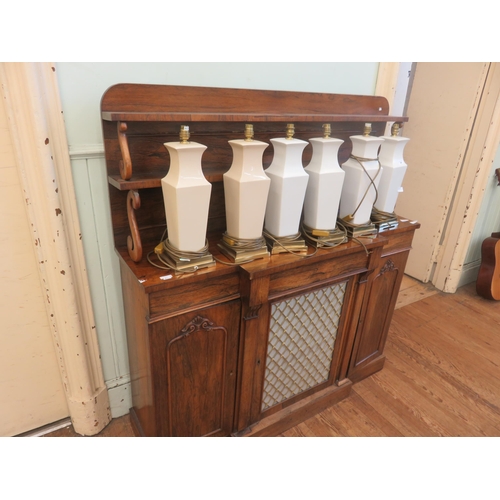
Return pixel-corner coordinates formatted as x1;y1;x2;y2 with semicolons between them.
17;417;72;437
107;379;132;418
457;261;481;288
21;383;132;434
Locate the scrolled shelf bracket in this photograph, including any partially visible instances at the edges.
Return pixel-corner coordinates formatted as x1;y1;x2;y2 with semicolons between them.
127;189;142;262
118;121;132;180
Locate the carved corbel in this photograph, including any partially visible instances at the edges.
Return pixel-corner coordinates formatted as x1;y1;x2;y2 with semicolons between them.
243;305;263;321
118;121;132;180
127;189;142;262
238;269;269;322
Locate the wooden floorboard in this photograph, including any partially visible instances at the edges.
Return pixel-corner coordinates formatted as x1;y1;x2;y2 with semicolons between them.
395;274;439;309
352;376;433;436
388;332;500;433
280;281;500;437
42;279;500;438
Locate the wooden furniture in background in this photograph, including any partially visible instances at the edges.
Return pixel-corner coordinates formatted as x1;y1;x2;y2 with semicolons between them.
101;84;418;437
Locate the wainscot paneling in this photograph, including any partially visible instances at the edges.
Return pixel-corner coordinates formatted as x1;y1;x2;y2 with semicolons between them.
71;151;130;417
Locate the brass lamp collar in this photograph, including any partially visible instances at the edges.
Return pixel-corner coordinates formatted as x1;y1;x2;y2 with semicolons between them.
179;125;190;143
244;124;254;141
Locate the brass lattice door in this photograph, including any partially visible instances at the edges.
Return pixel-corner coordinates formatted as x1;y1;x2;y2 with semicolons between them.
261;281;347;413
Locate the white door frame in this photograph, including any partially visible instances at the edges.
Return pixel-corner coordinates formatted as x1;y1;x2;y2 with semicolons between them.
376;62;500;293
0;62;111;435
375;62;412;131
433;63;500;292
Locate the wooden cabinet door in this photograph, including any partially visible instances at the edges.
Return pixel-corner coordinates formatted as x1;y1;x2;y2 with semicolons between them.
348;252;409;382
150;301;240;437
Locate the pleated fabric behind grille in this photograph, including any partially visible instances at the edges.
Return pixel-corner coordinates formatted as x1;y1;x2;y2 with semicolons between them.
261;281;347;412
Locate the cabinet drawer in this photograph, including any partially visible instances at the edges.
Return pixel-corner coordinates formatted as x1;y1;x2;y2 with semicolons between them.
269;251;367;298
149;273;239;319
381;229;415;257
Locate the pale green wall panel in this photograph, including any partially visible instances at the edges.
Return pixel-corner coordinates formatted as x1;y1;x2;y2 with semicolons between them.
464;144;500;265
71;156;131;417
71;158;117;377
86;158;129;375
56;62;379;148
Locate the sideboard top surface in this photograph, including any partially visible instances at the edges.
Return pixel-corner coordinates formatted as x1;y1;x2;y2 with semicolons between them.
116;219;420;295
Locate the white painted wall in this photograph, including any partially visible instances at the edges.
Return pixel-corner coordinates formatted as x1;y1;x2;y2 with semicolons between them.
55;62;380;417
57;62;379;149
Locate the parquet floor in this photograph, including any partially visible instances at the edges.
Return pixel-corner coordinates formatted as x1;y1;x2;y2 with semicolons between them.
43;278;500;437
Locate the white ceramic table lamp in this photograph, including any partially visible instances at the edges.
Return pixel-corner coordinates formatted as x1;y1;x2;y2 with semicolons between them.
162;125;212;253
303;124;344;230
264;124;309;238
339;123;384;231
374;122;409;216
224;124;270;240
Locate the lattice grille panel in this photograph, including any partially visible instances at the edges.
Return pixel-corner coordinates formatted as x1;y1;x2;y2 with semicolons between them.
261;282;347;412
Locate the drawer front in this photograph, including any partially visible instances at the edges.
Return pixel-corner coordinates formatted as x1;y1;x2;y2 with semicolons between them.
381;229;415;256
269;251;367;298
149;273;240;319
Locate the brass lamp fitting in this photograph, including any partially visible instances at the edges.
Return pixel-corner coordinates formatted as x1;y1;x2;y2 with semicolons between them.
391;122;400;137
286;123;295;139
179;125;190;143
363;123;372;136
323;123;331;138
244;124;254;141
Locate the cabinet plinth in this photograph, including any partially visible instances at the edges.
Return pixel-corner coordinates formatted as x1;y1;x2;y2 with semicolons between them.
102;84;418;437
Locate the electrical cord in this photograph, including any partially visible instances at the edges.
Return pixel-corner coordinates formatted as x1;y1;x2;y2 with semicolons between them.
343;154;381;223
146;227;213;274
146;212;371;273
336;220;371;256
220;232;267;251
301;221;348;249
214;232;270;266
371;206;397;223
262;229;317;258
163;238;210;260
